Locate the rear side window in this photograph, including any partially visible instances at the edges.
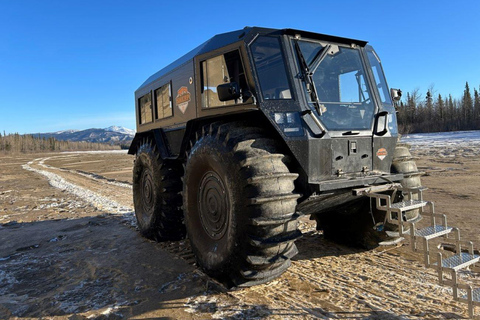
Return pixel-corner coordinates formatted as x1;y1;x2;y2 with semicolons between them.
155;83;172;119
139;93;152;124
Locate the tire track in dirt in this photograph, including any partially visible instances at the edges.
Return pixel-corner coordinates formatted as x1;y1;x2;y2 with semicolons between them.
40;153;133;189
23;156;133;217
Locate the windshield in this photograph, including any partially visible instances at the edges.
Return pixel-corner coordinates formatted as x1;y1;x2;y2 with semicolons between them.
296;40;375;131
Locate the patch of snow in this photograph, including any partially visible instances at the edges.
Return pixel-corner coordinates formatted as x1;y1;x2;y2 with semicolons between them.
401;130;480;149
61;150;128;155
101;305;123;316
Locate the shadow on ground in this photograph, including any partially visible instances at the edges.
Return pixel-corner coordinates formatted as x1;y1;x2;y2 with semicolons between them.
0;215;464;319
1;215;328;319
0;214;209;319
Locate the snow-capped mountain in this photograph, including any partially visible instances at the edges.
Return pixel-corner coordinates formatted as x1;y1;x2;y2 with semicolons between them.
54;129;80;134
35;126;135;144
104;126;135;136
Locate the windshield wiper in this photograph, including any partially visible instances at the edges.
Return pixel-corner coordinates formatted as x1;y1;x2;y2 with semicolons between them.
294;40;330;115
309;44;331;74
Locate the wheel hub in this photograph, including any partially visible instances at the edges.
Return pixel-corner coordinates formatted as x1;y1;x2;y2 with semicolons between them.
140;169;154;214
198;171;229;240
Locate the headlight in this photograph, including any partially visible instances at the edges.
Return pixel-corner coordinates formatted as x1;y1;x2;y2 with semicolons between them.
274;112;304;136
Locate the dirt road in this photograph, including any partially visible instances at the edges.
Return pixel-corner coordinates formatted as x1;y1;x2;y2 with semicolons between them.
1;149;479;319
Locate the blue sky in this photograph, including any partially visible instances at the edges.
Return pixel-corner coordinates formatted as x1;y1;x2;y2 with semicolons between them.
1;0;479;134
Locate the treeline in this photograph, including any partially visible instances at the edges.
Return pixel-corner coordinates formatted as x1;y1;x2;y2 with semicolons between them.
397;82;480;134
0;133;120;154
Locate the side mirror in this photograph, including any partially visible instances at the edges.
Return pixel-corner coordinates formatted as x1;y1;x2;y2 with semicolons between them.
217;82;240;102
390;88;402;102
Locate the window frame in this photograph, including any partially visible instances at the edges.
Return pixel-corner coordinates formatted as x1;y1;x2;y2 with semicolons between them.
194;42;257;119
249;35;294;101
138;91;153;125
199;48;251;110
154;81;174;120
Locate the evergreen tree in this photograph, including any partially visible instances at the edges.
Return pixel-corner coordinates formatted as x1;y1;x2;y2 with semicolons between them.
425;90;434;132
448;95;458;131
436;94;445;130
462;82;473;129
396;83;480;134
474;87;480;128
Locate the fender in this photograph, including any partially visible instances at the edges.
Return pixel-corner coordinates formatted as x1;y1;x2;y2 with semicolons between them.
128;129;172;159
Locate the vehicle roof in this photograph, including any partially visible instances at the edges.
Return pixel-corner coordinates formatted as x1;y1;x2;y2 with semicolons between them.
136;27;367;92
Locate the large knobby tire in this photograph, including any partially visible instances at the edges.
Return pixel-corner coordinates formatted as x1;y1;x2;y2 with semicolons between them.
183;122;301;287
133;142;185;241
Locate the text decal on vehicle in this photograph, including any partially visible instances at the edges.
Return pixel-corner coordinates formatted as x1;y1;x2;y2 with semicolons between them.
376;148;388;160
176;86;191;114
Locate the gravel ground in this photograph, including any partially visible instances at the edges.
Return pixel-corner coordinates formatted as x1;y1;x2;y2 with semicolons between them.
1;146;479;319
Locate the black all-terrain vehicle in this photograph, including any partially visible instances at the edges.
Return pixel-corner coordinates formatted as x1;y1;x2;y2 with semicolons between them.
128;27;420;287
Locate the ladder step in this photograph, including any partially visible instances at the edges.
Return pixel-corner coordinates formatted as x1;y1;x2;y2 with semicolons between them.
474;288;480;303
439;253;480;271
379;237;405;246
390;199;428;211
415;225;453;240
386;229;410;238
459;287;480;303
364;182;479;316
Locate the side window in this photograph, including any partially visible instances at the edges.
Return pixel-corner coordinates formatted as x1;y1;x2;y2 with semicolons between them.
367;50;393;105
250;36;292;100
201;50;249;108
155;83;172;119
139;93;152;124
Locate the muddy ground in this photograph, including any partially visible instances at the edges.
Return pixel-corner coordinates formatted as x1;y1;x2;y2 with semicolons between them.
1;148;479;319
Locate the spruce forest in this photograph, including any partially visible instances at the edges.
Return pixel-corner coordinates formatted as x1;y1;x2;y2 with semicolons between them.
397;82;480;134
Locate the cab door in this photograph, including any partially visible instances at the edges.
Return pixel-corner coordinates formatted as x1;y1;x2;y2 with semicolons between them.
194;43;257;119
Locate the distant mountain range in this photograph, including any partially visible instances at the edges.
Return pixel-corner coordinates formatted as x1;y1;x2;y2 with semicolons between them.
34;126;135;144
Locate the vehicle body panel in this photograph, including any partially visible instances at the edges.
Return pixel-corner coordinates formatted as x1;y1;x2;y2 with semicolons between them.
130;27;402;206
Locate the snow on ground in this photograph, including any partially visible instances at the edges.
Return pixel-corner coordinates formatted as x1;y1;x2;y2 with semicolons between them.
401;130;480;149
61;150;129;154
401;130;480;157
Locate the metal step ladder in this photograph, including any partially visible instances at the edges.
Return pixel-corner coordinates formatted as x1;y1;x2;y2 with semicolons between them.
354;183;480;318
